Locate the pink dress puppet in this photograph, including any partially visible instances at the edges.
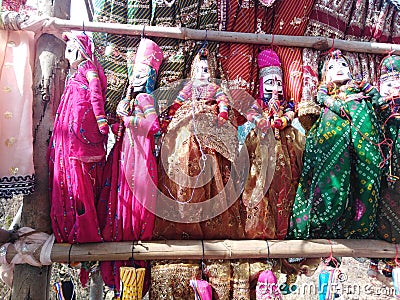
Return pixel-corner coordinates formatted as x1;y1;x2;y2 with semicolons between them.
48;33;108;244
97;38;163;296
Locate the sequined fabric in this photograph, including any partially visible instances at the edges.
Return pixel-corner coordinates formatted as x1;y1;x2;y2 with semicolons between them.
150;262;201;299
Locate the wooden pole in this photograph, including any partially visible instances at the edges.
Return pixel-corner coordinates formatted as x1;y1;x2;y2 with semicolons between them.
10;1;70;299
6;239;399;263
47;19;400;55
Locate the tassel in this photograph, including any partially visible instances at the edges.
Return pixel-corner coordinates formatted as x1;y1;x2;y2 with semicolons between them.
120;267;145;300
392;267;400;297
318;269;340;300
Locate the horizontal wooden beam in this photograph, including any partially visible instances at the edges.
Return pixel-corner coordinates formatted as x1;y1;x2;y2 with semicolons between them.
49;19;400;55
5;239;398;264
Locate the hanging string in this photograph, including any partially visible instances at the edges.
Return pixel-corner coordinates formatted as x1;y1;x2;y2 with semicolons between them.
270;34;274;51
265;240;270;261
321;38;335;56
130;240;135;267
67;244;73;268
323;240;339;268
141;25;146;38
201;240;206;280
65;244;76;300
200;29;208;49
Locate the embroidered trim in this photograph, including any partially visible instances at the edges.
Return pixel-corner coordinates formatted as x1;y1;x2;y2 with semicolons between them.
0;174;35;199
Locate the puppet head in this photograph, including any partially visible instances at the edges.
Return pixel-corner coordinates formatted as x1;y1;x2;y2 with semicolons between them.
258;49;283;102
379;55;400;97
131;38;163;94
191;47;216;85
63;32;96;70
321;49;353;85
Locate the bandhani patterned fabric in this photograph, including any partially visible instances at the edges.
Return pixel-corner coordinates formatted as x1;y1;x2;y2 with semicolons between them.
206;260;231;299
287;78;383;239
377;55;400;243
0;30;35;198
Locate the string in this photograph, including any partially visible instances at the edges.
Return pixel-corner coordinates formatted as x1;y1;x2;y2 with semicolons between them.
201;240;206;279
82;21;86;35
67;244;73;268
323;240;339;268
141;25;146;38
66;244;76;300
266;240;270;261
130;240;135;267
271;34;274;51
321;38;335;56
200;29;209;50
130;240;139;299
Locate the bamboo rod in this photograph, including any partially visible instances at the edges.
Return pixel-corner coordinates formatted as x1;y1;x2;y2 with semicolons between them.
5;239;398;264
49;19;400;55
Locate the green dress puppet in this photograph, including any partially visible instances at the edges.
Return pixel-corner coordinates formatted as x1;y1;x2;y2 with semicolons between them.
368;55;400;279
288;49;387;240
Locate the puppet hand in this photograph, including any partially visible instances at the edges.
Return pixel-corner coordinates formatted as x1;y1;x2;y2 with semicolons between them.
111;123;121;135
217;111;228;126
116;99;130;117
272;117;288;130
256;118;270;133
96;115;109;135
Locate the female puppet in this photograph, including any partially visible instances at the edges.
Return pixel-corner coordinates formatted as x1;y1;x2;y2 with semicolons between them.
288;49;386;240
97;38;163;295
368;55;400;279
48;32;108;244
242;48;305;240
153;47;244;240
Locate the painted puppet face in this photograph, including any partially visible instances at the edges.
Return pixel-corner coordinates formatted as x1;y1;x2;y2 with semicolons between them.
65;40;83;69
380;75;400;97
262;72;283;97
325;57;352;84
192;59;210;82
131;63;152;93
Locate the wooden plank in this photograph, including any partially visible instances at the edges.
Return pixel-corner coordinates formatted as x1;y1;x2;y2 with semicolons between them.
6;239;398;264
48;19;400;55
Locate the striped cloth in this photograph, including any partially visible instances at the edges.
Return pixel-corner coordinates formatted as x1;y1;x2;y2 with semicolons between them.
219;0;272;98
